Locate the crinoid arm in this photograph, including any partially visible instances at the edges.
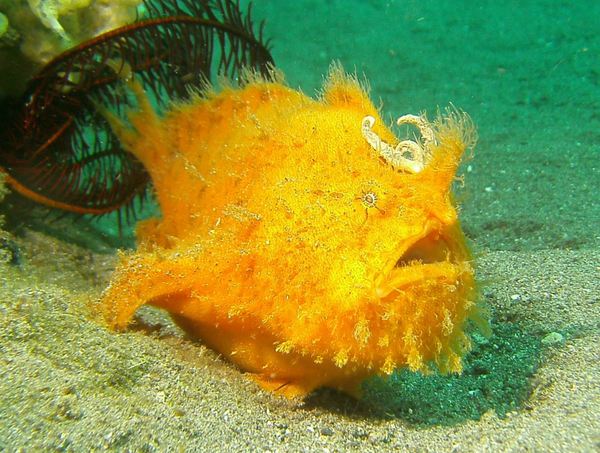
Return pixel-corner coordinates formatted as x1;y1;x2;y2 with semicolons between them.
0;0;274;219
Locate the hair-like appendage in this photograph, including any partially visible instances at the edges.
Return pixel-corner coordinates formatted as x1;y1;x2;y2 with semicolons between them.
0;0;273;219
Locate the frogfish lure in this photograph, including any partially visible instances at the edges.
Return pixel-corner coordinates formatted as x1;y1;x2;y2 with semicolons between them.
100;65;490;399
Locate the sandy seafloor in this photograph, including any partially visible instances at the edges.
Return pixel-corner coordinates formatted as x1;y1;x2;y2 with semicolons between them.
0;0;599;451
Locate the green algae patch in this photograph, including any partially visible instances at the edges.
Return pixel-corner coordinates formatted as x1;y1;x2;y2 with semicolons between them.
363;322;542;425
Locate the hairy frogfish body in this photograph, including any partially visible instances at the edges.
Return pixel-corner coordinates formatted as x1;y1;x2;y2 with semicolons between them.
100;67;489;399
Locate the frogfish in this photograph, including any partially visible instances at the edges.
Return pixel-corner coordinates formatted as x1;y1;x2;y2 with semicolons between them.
100;65;489;399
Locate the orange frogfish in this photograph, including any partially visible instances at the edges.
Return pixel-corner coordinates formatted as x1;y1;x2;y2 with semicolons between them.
100;65;489;399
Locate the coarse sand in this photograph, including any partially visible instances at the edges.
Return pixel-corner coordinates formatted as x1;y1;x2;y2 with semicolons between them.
0;232;598;451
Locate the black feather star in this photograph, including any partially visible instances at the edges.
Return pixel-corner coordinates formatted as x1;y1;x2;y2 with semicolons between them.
0;0;273;220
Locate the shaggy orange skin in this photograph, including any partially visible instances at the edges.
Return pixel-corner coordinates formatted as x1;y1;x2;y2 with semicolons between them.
101;68;489;398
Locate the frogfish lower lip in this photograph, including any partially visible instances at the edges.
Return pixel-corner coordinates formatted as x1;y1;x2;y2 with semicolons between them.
375;261;461;299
